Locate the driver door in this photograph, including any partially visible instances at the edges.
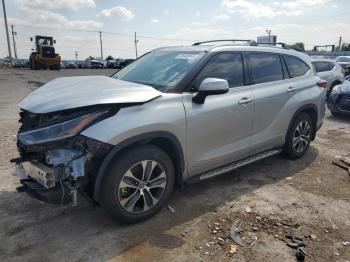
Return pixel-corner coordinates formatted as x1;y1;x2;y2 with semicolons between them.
182;52;254;176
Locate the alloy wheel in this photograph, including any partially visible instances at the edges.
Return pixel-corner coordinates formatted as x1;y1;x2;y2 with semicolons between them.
117;160;167;213
293;120;311;153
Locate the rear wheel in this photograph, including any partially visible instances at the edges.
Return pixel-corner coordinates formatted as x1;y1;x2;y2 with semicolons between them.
100;145;175;223
283;113;313;159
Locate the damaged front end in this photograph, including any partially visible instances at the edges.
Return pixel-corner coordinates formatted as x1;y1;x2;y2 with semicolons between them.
12;105;115;205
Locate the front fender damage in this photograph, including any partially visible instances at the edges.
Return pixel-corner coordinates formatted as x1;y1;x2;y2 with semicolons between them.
12;135;113;205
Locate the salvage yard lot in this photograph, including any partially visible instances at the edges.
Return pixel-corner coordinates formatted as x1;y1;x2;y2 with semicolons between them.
0;68;350;262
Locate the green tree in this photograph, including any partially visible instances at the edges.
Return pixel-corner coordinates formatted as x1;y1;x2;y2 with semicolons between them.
105;55;114;61
289;42;305;51
341;43;350;51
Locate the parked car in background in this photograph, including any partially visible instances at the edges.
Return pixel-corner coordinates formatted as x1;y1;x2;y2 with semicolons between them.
311;59;344;97
87;59;104;69
13;59;29;68
14;41;326;223
107;59;122;69
65;61;78;69
117;59;135;68
327;80;350;116
335;56;350;76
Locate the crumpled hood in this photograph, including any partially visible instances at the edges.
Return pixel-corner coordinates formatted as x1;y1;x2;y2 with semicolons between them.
19;76;162;113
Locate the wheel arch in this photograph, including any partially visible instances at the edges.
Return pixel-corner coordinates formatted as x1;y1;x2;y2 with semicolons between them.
93;131;185;202
287;104;318;141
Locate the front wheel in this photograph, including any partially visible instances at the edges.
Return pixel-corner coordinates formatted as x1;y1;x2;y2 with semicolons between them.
283;113;313;159
100;145;175;223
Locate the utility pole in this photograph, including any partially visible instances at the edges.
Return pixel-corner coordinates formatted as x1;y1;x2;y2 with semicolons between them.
75;51;78;61
11;24;18;59
338;36;342;51
2;0;12;64
99;31;103;60
266;29;271;46
134;32;139;59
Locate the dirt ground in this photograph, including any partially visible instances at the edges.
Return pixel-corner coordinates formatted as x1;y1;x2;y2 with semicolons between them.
0;68;349;262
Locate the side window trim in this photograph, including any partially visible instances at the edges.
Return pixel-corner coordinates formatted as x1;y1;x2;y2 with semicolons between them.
280;55;291;79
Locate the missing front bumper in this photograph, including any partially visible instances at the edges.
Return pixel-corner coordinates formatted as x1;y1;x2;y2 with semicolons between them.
17;178;73;205
16;162;78;205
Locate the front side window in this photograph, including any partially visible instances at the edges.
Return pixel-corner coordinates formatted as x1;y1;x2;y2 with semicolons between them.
113;51;206;92
195;53;244;88
312;62;330;73
249;53;284;84
284;56;310;77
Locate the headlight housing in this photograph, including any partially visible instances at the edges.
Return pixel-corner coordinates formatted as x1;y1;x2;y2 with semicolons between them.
18;110;108;145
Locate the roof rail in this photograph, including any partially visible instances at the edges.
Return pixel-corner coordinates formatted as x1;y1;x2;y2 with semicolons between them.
192;39;289;50
253;42;289;49
192;39;252;46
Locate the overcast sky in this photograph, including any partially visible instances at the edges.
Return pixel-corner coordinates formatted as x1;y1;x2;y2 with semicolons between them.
1;0;349;60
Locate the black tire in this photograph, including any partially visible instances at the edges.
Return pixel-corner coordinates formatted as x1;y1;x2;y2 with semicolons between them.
283;113;313;159
100;145;175;223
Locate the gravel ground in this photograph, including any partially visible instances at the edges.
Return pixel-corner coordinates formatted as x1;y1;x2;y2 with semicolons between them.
0;68;349;262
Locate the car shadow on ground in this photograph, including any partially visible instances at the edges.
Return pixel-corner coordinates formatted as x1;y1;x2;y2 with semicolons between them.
0;147;318;261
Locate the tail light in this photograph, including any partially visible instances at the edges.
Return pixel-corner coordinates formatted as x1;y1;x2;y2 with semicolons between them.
317;80;327;88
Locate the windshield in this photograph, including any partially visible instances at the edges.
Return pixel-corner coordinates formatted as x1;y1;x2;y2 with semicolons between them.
336;57;350;63
112;51;206;92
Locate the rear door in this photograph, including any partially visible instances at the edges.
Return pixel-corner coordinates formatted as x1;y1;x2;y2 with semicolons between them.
247;52;291;154
183;52;254;176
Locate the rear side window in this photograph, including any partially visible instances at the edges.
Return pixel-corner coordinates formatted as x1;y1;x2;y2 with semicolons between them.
313;62;330;73
248;53;284;84
284;56;310;77
195;53;244;88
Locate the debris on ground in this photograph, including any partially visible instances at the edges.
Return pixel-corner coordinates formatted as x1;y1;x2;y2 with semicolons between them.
332;158;350;176
230;220;243;246
285;234;307;262
245;206;252;213
167;205;176;213
309;234;317;240
229;244;237;254
181;218;202;237
342;241;349;246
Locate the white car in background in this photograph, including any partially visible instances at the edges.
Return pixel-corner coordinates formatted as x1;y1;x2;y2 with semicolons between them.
335;56;350;77
311;58;344;97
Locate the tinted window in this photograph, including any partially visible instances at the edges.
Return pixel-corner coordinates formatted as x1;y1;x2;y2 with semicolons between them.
328;62;335;70
195;53;244;88
312;62;330;73
284;56;310;77
249;53;284;84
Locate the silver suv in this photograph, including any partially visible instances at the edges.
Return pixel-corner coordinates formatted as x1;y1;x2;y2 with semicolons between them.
13;40;326;223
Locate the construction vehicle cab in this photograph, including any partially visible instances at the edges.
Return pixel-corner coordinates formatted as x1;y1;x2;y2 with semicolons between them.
29;35;61;70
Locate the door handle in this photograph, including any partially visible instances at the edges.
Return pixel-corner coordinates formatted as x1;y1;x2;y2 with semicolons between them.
287;86;297;93
238;97;253;105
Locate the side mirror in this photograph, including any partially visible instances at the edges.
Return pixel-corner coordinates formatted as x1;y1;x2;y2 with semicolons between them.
192;78;229;104
30;37;33;42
